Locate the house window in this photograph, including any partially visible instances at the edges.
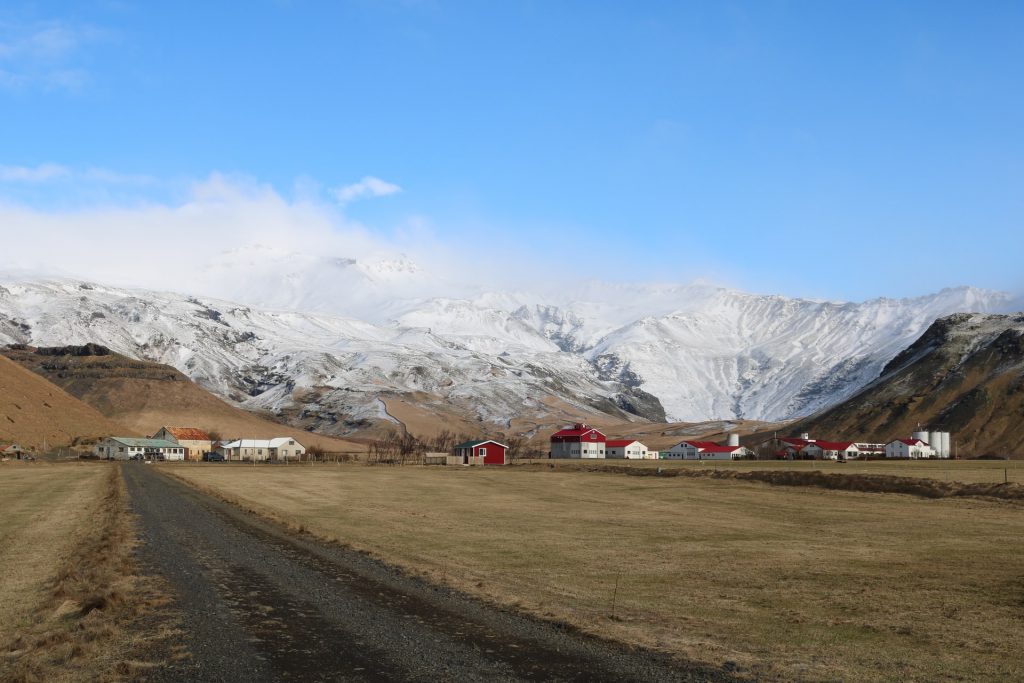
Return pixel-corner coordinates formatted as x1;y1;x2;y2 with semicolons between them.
479;447;487;457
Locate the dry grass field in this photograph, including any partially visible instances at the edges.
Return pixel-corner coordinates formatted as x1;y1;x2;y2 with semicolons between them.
0;462;172;680
167;463;1024;682
536;457;1024;485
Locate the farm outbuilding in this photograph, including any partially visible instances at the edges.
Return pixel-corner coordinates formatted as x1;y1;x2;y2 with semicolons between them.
94;437;186;461
218;438;306;461
152;426;214;462
605;440;650;459
550;423;606;459
452;440;508;465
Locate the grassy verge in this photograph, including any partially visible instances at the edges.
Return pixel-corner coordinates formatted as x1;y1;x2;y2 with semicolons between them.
165;463;1024;682
524;458;1024;485
0;462;175;681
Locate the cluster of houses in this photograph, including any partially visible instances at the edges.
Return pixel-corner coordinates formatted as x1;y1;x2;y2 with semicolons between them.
772;432;953;460
548;423;748;461
86;422;954;467
451;424;958;467
93;426;307;462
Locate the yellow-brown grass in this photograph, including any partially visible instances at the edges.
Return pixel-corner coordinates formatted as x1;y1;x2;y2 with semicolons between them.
529;457;1024;486
166;463;1024;682
0;356;131;450
0;463;175;681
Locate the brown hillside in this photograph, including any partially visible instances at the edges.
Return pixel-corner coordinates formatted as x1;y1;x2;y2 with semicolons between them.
1;345;364;453
0;354;131;450
788;313;1024;457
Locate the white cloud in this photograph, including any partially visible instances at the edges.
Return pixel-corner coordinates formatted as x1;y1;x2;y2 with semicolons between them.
0;21;104;91
0;163;70;181
333;176;402;204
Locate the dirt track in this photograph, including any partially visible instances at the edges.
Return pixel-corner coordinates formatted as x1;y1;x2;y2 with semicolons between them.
124;464;734;682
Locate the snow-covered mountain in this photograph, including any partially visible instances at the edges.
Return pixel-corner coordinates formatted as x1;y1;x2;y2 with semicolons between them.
0;269;1013;434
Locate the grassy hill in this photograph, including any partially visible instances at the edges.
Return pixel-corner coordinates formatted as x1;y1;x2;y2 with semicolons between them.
0;354;130;450
1;345;365;453
786;313;1024;457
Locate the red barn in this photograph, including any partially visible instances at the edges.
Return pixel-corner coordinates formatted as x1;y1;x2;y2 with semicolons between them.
452;440;508;465
550;423;606;459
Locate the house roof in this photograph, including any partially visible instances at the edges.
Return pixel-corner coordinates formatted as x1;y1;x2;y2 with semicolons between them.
814;441;857;451
893;438;927;446
551;426;606;439
780;437;813;447
701;444;743;453
453;439;508;450
678;440;719;449
221;438;304;449
105;437;181;449
160;426;212;441
606;440;643;448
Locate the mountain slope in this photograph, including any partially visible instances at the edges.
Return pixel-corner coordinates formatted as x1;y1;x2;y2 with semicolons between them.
788;313;1024;456
0;277;1011;436
0;344;365;452
0;353;130;450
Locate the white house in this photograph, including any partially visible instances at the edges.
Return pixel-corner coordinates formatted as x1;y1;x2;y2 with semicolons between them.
662;441;746;461
94;437;186;461
697;444;748;460
605;440;649;459
219;437;307;461
885;438;938;459
814;441;861;461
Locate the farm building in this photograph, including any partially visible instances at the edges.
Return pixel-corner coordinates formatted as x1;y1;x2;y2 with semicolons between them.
663;441;747;460
605;440;650;459
1;443;27;458
885;438;938;459
94;437;185;461
152;426;214;462
218;437;306;461
805;441;861;460
550;423;606;459
451;440;508;465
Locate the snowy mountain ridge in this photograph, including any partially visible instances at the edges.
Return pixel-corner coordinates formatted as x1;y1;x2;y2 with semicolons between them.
0;271;1012;433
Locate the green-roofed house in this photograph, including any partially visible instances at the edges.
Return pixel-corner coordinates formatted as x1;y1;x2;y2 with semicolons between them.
452;439;508;466
93;437;186;461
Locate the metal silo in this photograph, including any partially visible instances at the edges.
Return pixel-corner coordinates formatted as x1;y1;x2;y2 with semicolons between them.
941;432;951;458
913;431;930;444
728;433;740;447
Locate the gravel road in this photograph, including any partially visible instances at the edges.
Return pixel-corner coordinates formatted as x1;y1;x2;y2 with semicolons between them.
124;463;738;682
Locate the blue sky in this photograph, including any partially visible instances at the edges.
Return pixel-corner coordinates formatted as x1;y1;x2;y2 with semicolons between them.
1;1;1022;302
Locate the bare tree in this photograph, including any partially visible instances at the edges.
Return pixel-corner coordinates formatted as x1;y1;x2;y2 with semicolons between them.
506;436;526;462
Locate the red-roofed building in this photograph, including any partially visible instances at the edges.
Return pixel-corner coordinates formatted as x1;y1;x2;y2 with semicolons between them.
605;440;650;459
550;423;606;459
152;426;214;462
811;441;860;461
663;440;747;460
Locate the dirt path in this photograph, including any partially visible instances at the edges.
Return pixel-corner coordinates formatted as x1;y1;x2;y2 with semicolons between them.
124;463;734;682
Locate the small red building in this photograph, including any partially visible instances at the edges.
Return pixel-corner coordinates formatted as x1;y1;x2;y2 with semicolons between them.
452;440;508;465
550;423;606;459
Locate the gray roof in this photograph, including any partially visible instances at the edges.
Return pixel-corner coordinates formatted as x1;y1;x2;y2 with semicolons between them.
105;437;181;449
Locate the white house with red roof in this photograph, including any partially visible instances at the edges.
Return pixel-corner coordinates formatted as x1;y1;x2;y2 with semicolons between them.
812;441;861;461
550;423;606;459
605;440;649;459
885;438;938;459
664;440;747;461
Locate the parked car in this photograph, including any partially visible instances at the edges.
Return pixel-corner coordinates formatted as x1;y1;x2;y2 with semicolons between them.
204;452;225;462
129;453;144;461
